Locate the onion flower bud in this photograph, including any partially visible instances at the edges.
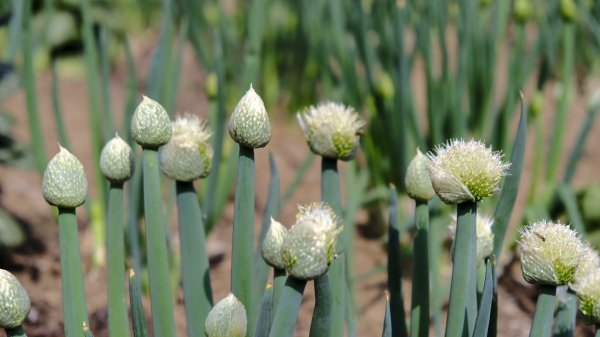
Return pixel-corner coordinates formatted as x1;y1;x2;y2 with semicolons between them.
205;293;247;337
131;96;172;148
261;218;288;270
42;146;88;208
100;134;134;183
0;269;30;328
405;149;435;201
228;85;271;149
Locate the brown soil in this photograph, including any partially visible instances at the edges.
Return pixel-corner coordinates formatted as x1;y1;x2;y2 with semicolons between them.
0;33;599;337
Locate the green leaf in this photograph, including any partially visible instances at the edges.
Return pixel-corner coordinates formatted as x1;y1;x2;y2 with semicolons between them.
473;259;494;337
129;269;149;337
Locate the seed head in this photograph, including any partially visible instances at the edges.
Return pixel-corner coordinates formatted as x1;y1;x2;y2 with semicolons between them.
159;114;213;181
405;149;435;201
575;271;600;323
519;221;584;286
297;102;366;161
0;269;30;328
100;134;134;183
283;202;342;280
42;146;88;208
205;293;247;337
261;218;288;270
131;96;172;148
450;213;495;265
428;139;510;204
228;85;271;148
570;243;600;291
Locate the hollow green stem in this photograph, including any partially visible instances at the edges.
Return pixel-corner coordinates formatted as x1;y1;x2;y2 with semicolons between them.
388;187;409;337
310;273;332;337
58;208;90;337
106;183;130;337
321;157;344;337
445;201;477;337
231;145;255;333
255;284;273;337
529;285;557;337
176;180;213;337
272;268;286;321
129;270;149;337
142;148;176;337
5;325;27;337
552;287;576;337
410;200;429;337
268;277;307;337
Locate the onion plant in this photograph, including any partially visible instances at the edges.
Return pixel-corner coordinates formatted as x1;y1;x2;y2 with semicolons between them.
0;269;30;337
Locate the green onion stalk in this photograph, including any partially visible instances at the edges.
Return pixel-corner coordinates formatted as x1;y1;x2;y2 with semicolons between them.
158;115;215;336
297;101;366;336
128;270;149;337
387;187;408;337
99;135;134;337
427;139;510;337
405;149;435;337
0;269;31;337
131;96;176;337
42;147;90;337
228;85;272;332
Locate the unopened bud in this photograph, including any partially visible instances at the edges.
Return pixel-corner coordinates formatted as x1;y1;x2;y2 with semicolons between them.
228;85;271;148
100;134;134;183
205;293;247;337
42;146;87;208
0;269;30;328
131;96;172;148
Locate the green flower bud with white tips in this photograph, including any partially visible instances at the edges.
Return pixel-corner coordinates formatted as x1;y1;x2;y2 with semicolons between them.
283;202;343;280
228;85;271;148
205;293;247;337
42;146;88;208
427;139;510;204
574;272;600;323
159;114;213;181
405;149;435;201
100;134;134;183
450;214;495;265
570;243;600;290
131;96;172;148
261;218;288;270
519;220;584;286
0;269;30;328
297;102;366;161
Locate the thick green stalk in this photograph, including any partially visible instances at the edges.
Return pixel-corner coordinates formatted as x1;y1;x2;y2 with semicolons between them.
321;157;343;336
268;277;307;337
129;270;149;337
272;268;286;322
5;326;27;337
529;285;557;337
410;200;429;337
176;180;213;337
106;183;130;337
142;149;176;337
58;208;90;337
255;284;273;337
388;187;409;337
310;272;332;337
231;145;255;333
444;201;477;337
552;288;577;337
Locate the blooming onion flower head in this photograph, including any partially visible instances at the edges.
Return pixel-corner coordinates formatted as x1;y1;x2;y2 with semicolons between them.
449;213;495;265
42;146;88;208
405;149;435;201
205;293;247;337
228;85;271;148
261;218;288;270
100;134;134;183
0;269;30;328
427;139;510;204
159;114;213;181
519;220;584;286
574;271;600;324
297;102;366;161
570;243;600;290
283;202;343;280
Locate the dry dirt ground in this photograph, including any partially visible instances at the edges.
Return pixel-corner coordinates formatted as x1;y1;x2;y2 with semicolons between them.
0;34;599;337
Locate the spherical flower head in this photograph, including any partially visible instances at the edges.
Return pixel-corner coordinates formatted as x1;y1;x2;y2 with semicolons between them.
261;218;288;269
574;272;600;323
0;269;30;328
405;149;435;201
297;102;366;161
100;134;134;183
42;146;88;208
205;293;247;337
228;85;271;148
519;221;584;286
449;214;495;265
282;202;343;280
428;139;510;204
570;243;600;290
159;114;213;181
131;96;172;148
